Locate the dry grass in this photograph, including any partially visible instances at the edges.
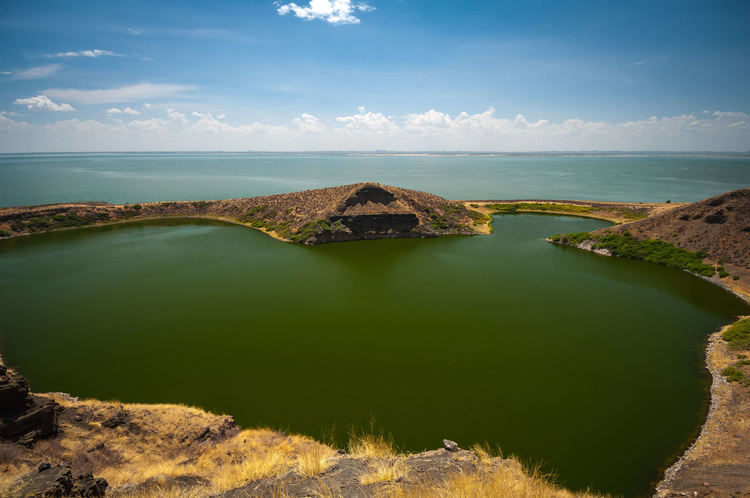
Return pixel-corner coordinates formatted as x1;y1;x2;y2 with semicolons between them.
0;396;610;498
359;459;409;485
347;427;397;460
377;461;606;498
0;395;332;496
297;444;337;477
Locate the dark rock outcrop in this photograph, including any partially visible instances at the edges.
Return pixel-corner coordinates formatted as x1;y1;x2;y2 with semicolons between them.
0;365;59;446
6;465;108;498
10;465;73;498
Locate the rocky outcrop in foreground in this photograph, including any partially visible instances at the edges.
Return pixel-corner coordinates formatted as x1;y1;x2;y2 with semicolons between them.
0;183;482;244
0;364;59;447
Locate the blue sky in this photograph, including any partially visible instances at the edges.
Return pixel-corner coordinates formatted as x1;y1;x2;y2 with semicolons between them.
1;0;748;151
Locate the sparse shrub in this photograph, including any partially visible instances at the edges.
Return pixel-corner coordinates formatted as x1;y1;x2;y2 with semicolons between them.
722;366;745;383
466;210;490;225
719;270;730;278
132;204;142;210
429;214;448;230
290;219;330;242
718;257;727;264
722;319;750;350
469;203;479;208
0;230;10;237
733;275;740;281
162;202;172;207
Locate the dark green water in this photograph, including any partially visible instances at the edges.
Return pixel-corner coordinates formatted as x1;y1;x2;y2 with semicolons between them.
1;215;748;496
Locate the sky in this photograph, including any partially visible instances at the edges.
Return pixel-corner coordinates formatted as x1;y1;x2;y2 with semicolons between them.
0;0;749;152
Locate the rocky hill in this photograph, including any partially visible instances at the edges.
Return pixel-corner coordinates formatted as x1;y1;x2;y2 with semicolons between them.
0;183;481;244
593;188;750;269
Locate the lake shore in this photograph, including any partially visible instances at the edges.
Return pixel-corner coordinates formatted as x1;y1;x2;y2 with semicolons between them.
655;317;750;496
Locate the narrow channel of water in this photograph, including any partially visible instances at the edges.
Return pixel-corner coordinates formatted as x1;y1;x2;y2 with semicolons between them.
0;215;747;496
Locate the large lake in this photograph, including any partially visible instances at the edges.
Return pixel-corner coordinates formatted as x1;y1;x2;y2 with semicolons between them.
1;154;750;496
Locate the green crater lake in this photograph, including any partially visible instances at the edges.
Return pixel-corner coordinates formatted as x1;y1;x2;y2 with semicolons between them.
1;214;748;496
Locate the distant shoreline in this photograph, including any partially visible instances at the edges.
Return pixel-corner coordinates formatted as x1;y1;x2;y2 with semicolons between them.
1;151;749;159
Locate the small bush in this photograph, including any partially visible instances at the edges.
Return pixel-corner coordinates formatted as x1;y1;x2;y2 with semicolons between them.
718;257;727;264
719;271;730;278
722;319;750;350
429;214;448;230
132;204;142;210
469;203;479;208
733;275;740;281
722;366;745;383
0;230;10;238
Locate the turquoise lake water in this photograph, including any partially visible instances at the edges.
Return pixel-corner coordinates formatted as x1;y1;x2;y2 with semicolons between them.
1;153;749;206
1;154;749;496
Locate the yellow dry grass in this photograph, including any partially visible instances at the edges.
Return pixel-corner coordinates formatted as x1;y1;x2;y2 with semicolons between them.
359;459;409;485
0;395;331;496
0;396;610;498
347;427;397;460
297;444;337;477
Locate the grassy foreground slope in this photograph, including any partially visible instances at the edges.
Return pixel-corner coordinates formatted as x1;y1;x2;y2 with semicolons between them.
0;392;608;498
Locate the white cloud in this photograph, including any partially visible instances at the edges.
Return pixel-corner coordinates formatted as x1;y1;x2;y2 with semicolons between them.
123;107;140;115
1;111;27;117
105;108;123;115
42;83;194;104
143;103;152;108
0;113;29;131
126;27;143;35
276;0;375;24
2;107;748;153
6;64;63;80
167;108;189;125
293;113;326;133
50;49;122;58
335;111;399;135
14;95;76;111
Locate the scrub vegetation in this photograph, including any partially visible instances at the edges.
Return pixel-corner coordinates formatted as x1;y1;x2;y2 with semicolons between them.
550;231;716;277
719;318;750;385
